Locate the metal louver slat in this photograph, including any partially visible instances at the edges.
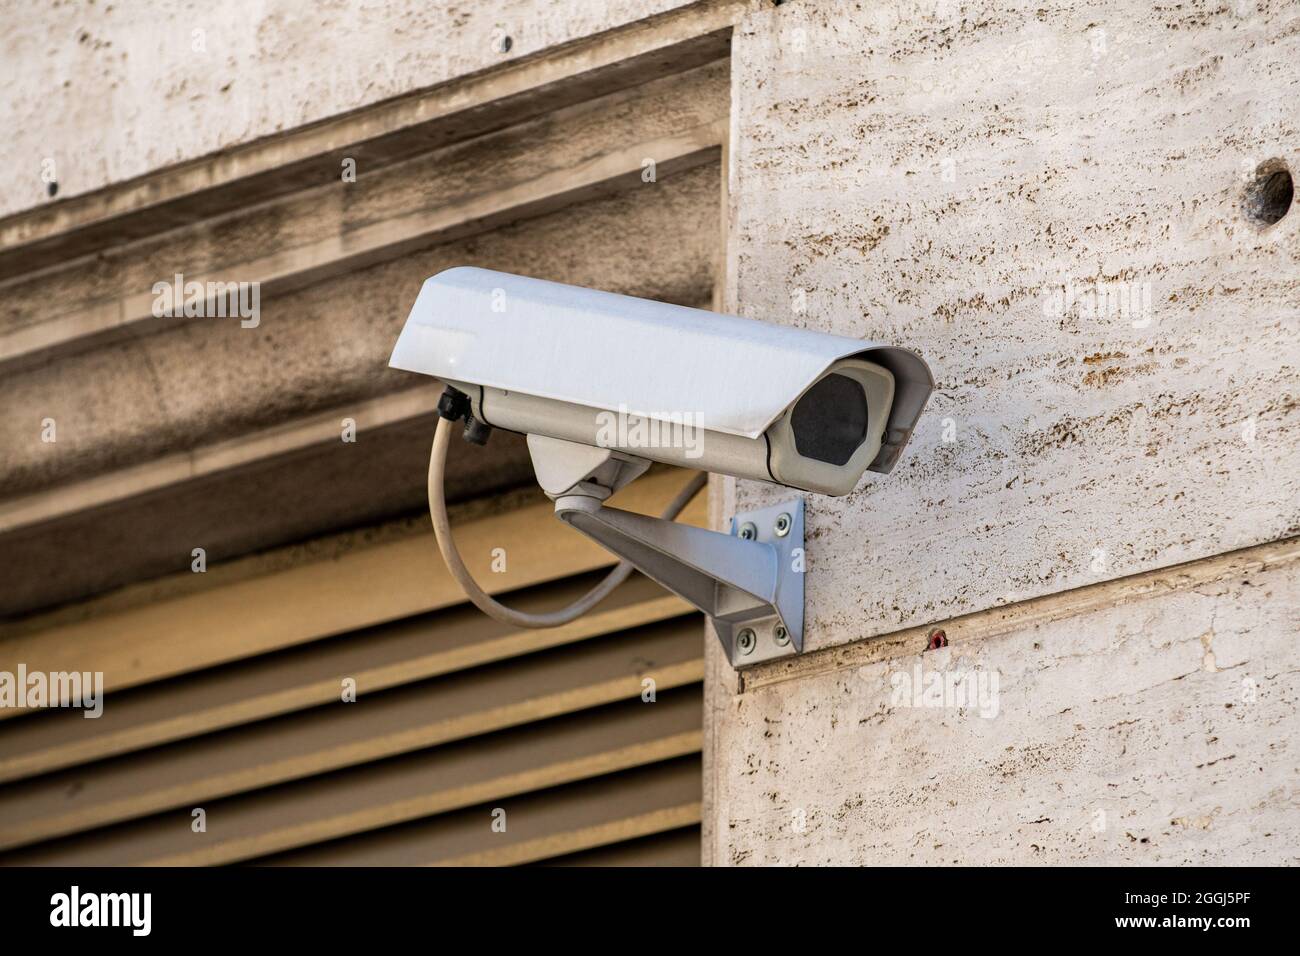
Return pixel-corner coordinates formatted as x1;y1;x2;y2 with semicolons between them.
0;470;705;712
537;825;702;866
259;756;703;867
0;620;702;850
0;573;688;784
0;689;702;866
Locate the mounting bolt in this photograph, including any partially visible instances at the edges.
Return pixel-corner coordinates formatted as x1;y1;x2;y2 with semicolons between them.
736;628;757;655
773;624;790;647
738;522;758;541
774;512;792;537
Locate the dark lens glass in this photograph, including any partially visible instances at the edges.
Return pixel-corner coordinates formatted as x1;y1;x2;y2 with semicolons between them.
789;373;868;466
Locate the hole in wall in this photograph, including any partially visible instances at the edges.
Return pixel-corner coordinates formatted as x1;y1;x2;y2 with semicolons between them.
1243;160;1293;227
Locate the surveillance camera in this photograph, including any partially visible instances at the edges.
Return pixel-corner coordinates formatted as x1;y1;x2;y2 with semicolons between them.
390;267;934;667
389;267;933;496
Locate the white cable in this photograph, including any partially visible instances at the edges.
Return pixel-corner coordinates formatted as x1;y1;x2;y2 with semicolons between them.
427;415;706;628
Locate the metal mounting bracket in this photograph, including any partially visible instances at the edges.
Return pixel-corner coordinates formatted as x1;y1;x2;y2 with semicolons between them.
553;494;805;669
528;435;806;669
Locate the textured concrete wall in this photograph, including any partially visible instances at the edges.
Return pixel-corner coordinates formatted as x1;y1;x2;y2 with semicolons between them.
724;0;1298;649
709;0;1298;863
1;0;694;217
711;551;1299;865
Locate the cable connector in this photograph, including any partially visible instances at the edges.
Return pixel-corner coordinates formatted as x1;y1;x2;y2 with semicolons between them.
437;386;471;422
463;414;492;445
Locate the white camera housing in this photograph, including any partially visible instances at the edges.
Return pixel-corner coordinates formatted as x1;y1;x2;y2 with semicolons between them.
390;267;933;496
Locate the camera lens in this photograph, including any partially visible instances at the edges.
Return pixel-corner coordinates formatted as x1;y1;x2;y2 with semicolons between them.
789;373;868;466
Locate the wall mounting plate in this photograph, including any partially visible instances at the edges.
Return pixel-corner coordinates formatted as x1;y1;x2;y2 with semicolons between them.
722;498;804;668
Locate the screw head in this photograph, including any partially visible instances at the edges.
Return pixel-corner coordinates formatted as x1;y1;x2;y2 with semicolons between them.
774;513;792;537
738;522;758;541
774;624;790;647
736;628;757;655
